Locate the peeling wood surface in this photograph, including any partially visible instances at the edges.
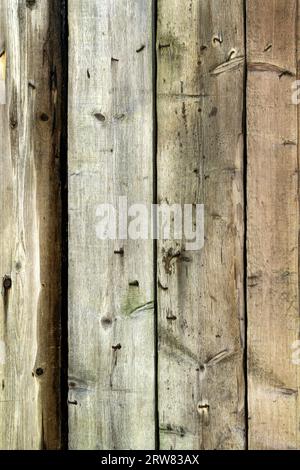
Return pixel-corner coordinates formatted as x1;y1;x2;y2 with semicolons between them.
0;0;62;449
157;0;245;450
68;0;155;450
247;0;300;450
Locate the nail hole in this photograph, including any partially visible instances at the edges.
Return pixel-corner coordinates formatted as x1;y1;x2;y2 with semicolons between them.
10;118;17;129
15;261;22;271
94;113;105;122
40;113;49;122
101;316;112;329
26;0;36;8
3;276;12;290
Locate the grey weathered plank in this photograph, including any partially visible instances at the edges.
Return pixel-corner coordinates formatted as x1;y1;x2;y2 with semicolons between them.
247;0;300;450
157;0;246;449
0;0;62;449
68;0;155;449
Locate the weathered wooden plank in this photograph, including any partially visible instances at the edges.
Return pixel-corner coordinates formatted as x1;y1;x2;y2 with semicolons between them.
157;0;245;449
68;0;155;449
247;0;300;450
0;0;62;449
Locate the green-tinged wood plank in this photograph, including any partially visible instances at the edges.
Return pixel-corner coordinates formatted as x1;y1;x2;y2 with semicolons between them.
68;0;155;449
157;0;246;450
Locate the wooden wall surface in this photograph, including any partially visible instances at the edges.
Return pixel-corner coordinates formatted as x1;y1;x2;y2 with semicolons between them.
0;0;299;450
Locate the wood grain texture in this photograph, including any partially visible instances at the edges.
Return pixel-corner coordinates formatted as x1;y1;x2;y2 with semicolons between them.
157;0;245;449
247;0;300;450
68;0;155;449
0;0;62;449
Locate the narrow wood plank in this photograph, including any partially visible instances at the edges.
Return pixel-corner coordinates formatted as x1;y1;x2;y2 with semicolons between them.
247;0;300;450
0;0;62;449
68;0;155;449
157;0;245;449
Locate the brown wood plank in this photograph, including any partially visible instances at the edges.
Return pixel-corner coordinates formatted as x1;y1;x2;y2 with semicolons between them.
247;0;300;450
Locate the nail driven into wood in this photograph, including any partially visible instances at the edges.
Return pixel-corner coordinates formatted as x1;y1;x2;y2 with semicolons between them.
129;280;139;287
35;368;44;376
278;70;294;79
166;314;177;321
68;400;78;406
197;403;209;411
136;45;145;53
263;44;272;52
197;402;210;426
213;34;223;44
114;248;124;256
158;279;168;290
228;49;236;60
112;343;121;351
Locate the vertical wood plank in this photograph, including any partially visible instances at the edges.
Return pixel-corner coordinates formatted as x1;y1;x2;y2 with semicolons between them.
247;0;300;450
157;0;246;449
68;0;155;449
0;0;62;449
